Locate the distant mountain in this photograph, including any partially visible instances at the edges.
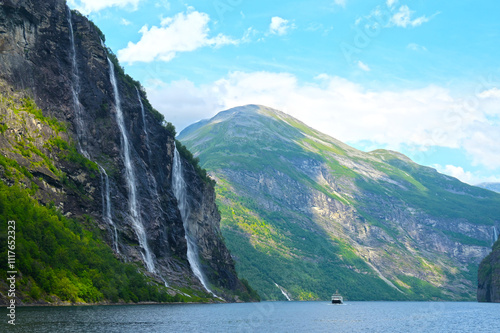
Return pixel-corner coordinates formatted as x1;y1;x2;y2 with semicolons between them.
476;183;500;194
179;104;500;301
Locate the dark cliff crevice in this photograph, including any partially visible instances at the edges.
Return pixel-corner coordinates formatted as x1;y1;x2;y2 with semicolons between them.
478;239;500;302
0;0;255;302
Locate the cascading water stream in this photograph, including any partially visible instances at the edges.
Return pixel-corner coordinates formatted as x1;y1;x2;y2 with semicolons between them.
494;226;498;244
274;283;291;301
107;57;155;273
136;87;152;162
67;6;119;252
136;88;161;206
99;166;119;253
172;146;217;296
66;7;88;158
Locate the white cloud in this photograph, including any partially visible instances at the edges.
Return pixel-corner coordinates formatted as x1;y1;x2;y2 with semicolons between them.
434;164;500;185
146;72;454;146
117;10;239;64
121;18;132;26
435;165;474;183
357;4;436;32
314;73;331;81
390;5;432;28
154;0;170;10
386;0;398;8
147;71;500;172
463;123;500;169
478;88;500;99
357;61;371;72
407;43;427;51
269;17;293;36
146;80;223;131
68;0;141;14
333;0;346;7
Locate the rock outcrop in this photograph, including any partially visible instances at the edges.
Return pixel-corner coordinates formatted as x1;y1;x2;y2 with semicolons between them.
478;240;500;302
0;0;249;301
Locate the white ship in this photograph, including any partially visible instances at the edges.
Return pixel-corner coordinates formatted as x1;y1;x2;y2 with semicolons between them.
331;292;343;304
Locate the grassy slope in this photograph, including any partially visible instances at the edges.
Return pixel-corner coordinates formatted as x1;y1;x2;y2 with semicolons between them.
366;150;500;228
179;105;500;301
216;178;406;301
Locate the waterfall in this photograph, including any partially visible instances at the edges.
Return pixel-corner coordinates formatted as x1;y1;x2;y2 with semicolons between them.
494;226;498;243
107;57;155;273
66;6;88;158
136;88;162;208
99;166;119;253
172;146;216;296
274;283;291;301
136;87;151;161
67;8;119;254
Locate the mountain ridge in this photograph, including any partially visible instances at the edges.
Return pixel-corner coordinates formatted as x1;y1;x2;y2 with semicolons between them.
179;104;500;301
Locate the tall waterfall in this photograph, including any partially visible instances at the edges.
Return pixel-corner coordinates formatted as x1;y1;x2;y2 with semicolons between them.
67;7;119;253
99;166;119;253
136;87;151;161
107;57;155;273
66;7;88;158
494;226;498;244
172;146;215;295
136;88;162;206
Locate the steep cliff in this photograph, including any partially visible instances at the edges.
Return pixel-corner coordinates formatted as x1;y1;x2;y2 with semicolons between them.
179;105;500;301
478;240;500;302
0;0;253;303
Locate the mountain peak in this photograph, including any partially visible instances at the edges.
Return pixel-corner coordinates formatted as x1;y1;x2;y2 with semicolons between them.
209;104;289;122
179;104;500;301
368;149;415;164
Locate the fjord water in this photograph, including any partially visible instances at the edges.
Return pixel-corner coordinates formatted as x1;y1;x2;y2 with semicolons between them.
5;302;498;332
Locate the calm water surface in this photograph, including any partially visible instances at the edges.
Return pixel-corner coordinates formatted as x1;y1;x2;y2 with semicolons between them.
2;301;499;332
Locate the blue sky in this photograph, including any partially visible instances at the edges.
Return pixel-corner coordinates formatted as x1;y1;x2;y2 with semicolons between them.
68;0;500;185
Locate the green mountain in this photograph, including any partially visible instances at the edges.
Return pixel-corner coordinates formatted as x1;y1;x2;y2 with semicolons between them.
178;105;500;301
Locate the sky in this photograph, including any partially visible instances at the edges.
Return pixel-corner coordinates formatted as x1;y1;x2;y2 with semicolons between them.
67;0;500;185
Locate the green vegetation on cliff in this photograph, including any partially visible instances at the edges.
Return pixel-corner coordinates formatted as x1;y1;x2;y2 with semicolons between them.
216;179;406;301
0;182;182;304
0;92;199;304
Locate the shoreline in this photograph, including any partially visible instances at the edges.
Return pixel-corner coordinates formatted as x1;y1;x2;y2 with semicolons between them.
1;299;484;307
0;300;227;307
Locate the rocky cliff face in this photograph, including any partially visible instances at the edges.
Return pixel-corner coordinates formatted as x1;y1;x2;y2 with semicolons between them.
0;0;248;301
478;240;500;302
179;105;500;301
